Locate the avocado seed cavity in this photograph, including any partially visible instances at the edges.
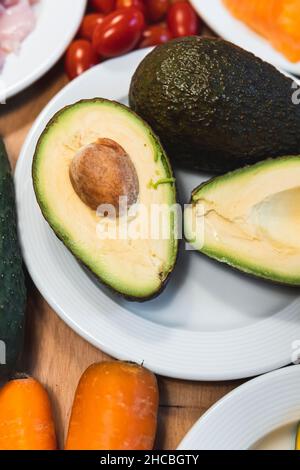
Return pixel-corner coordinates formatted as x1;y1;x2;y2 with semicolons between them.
69;138;139;215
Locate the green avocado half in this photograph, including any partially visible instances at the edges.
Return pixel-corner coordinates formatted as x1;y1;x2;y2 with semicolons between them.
33;99;178;301
184;156;300;285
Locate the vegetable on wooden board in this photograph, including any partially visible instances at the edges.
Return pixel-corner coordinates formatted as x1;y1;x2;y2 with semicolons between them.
296;422;300;450
0;376;57;450
65;361;159;450
0;138;26;378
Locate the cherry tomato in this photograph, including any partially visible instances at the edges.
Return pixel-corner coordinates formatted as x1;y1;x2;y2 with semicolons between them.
65;40;99;80
92;7;145;58
167;1;199;37
89;0;116;14
79;13;105;40
139;22;171;48
145;0;169;23
116;0;145;13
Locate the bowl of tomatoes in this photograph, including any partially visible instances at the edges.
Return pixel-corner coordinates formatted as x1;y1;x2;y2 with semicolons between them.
65;0;202;80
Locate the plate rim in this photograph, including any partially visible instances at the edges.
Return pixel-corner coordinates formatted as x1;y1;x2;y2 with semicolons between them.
15;48;300;382
2;0;87;100
178;364;300;450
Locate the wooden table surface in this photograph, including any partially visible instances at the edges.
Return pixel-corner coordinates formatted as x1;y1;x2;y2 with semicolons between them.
0;58;242;450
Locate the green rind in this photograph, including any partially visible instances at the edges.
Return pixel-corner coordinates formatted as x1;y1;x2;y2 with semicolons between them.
32;99;178;301
0;138;26;377
189;156;300;286
199;245;300;286
192;155;300;199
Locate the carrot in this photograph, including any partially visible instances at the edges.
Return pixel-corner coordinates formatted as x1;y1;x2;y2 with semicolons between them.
0;376;57;450
65;361;159;450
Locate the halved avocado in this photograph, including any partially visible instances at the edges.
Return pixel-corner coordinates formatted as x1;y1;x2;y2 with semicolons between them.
185;156;300;285
33;99;178;301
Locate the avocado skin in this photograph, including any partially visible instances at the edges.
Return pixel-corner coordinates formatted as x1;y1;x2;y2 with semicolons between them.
0;138;26;377
130;37;300;173
32;99;178;302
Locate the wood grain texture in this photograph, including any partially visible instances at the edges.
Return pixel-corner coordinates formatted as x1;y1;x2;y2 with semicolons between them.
0;58;239;450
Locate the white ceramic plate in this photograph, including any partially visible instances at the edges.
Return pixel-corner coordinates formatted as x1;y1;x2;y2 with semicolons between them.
178;365;300;450
191;0;300;75
0;0;86;100
15;48;300;381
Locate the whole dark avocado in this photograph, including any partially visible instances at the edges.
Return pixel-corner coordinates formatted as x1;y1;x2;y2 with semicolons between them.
0;138;26;378
129;36;300;173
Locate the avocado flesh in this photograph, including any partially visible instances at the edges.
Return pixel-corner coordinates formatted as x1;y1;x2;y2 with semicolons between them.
130;37;300;173
185;157;300;285
33;99;178;300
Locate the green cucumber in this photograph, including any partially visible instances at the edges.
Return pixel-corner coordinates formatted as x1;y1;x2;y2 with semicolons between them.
0;138;26;377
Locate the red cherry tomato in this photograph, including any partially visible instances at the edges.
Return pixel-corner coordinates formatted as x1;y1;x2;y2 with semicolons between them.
92;7;145;58
145;0;169;23
139;22;171;48
167;1;199;37
89;0;116;14
65;40;99;80
79;13;105;40
116;0;145;13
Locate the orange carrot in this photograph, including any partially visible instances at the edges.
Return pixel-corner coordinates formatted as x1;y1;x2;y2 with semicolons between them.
65;361;159;450
0;376;57;450
224;0;300;62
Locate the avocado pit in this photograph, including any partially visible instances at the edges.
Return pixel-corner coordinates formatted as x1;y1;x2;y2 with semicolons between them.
69;138;139;214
